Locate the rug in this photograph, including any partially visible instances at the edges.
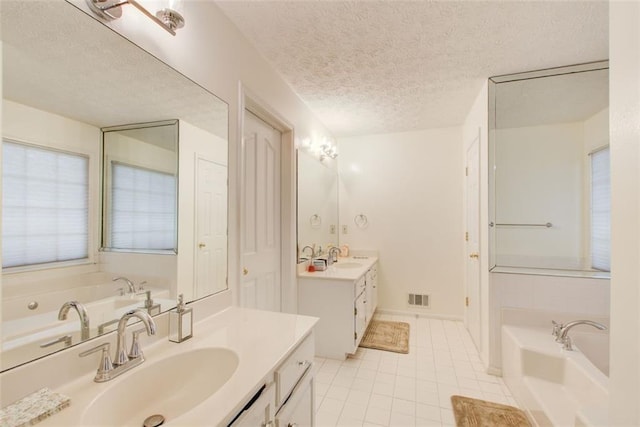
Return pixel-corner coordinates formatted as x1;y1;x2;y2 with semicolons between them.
451;395;532;427
359;320;409;354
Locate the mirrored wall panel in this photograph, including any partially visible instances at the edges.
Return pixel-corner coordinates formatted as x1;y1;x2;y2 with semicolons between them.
1;0;228;371
102;121;179;253
489;62;609;275
297;152;339;262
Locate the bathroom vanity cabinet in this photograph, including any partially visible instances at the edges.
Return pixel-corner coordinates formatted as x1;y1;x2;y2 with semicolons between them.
298;259;378;360
232;333;315;427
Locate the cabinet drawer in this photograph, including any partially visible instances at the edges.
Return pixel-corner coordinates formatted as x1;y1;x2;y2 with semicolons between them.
275;334;314;407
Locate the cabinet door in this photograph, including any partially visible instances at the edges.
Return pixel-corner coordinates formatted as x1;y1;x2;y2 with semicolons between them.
231;384;275;427
276;370;315;427
368;264;378;314
354;291;367;347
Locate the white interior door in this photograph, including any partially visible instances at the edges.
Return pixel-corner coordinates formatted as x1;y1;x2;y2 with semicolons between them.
194;157;228;299
465;135;481;350
241;110;282;311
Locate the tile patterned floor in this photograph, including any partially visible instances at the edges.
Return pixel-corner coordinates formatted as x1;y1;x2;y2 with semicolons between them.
312;313;517;427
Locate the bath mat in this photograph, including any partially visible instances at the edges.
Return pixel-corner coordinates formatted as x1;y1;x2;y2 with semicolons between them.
359;320;409;354
451;395;531;427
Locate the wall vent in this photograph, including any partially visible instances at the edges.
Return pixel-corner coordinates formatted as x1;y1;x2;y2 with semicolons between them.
408;293;430;308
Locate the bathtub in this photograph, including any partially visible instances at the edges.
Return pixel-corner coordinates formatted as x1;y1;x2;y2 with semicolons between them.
502;325;609;426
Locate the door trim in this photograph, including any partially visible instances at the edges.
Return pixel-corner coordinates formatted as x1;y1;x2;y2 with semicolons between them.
237;83;296;313
464;128;482;352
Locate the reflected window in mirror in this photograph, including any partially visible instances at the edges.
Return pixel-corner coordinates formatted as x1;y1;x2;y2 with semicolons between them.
2;139;89;269
590;146;610;271
110;162;176;250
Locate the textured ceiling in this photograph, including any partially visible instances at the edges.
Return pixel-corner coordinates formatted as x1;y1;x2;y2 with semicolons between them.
214;1;608;137
1;1;228;140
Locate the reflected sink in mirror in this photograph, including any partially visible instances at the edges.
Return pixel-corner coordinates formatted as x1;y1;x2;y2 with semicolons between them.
81;347;239;427
333;262;363;269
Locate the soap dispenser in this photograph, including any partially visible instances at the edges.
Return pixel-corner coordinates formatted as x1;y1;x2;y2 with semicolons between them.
169;294;193;343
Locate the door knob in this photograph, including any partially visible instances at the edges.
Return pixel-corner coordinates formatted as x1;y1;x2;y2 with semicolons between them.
198;243;206;249
469;253;479;259
243;267;249;276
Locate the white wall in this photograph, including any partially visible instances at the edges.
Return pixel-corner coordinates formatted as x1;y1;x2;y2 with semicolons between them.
609;1;640;424
338;127;464;318
69;0;336;308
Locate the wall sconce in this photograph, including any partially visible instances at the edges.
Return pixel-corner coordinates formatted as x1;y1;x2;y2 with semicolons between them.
86;0;185;36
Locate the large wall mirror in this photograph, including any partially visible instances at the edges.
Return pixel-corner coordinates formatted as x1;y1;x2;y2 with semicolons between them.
1;0;229;372
488;61;609;277
297;152;339;262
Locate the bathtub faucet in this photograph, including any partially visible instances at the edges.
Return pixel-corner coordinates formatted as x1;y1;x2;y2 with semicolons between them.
113;276;136;294
58;301;90;341
557;320;607;351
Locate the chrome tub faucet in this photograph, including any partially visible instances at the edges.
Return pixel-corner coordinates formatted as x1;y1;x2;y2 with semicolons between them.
556;319;607;351
58;301;90;340
113;276;136;294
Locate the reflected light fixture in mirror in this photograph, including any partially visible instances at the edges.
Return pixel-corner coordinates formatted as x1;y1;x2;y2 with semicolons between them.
86;0;185;35
300;137;338;162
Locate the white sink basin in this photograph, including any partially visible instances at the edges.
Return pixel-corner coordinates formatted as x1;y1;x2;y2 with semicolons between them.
81;347;239;426
333;262;363;269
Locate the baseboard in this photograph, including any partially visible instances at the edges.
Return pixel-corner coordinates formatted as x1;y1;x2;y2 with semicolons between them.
375;308;464;322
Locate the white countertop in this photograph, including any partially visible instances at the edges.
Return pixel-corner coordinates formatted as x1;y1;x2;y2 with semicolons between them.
298;256;378;281
35;306;318;426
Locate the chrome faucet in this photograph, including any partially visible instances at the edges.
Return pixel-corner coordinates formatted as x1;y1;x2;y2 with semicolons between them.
328;246;342;264
58;301;90;340
80;308;156;383
301;245;315;259
115;309;156;366
557;320;607;350
113;276;136;294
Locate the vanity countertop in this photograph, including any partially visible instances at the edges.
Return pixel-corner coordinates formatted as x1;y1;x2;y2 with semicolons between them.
34;306;318;426
297;256;378;281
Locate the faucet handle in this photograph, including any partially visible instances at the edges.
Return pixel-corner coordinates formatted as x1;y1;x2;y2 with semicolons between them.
40;334;72;348
128;328;147;359
551;320;563;339
80;342;114;382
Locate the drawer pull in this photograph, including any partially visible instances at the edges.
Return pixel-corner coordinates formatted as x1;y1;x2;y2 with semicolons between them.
288;424;298;427
297;360;309;367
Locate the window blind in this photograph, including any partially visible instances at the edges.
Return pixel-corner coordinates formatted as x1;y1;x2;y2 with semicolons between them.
110;162;176;250
591;147;610;271
2;140;89;268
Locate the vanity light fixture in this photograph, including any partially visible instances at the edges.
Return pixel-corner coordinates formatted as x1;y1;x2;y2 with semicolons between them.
86;0;185;36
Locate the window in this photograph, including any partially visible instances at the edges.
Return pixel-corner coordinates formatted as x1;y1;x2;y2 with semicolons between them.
2;140;89;268
109;162;177;250
591;146;610;271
